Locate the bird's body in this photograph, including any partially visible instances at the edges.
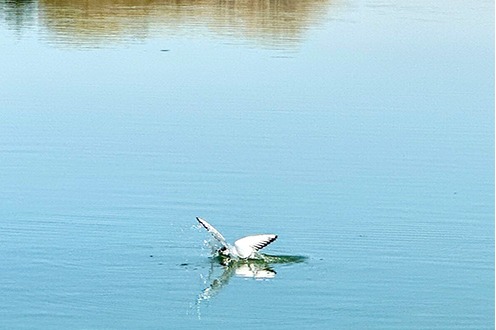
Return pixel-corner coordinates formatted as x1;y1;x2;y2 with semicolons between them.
196;217;277;259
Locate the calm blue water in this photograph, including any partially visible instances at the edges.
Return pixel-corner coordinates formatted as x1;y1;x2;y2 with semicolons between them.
0;0;494;328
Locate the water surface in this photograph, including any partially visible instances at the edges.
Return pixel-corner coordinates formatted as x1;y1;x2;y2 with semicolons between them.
0;0;493;328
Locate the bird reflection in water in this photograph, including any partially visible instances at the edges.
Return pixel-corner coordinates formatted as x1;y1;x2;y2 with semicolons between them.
195;252;306;318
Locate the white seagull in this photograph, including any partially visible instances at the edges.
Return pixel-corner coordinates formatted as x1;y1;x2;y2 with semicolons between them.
196;217;277;259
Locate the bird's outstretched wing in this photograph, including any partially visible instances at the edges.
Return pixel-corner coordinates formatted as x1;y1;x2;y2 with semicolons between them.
196;217;229;249
234;234;277;258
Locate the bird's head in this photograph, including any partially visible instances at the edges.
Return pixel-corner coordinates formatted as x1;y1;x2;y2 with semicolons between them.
218;246;230;256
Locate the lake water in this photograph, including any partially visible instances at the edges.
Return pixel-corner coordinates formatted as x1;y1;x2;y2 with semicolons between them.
0;0;494;329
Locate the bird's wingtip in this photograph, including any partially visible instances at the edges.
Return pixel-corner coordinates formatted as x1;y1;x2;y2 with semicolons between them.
196;217;207;228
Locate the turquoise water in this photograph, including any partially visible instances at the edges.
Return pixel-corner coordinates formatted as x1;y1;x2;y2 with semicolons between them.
0;0;493;328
